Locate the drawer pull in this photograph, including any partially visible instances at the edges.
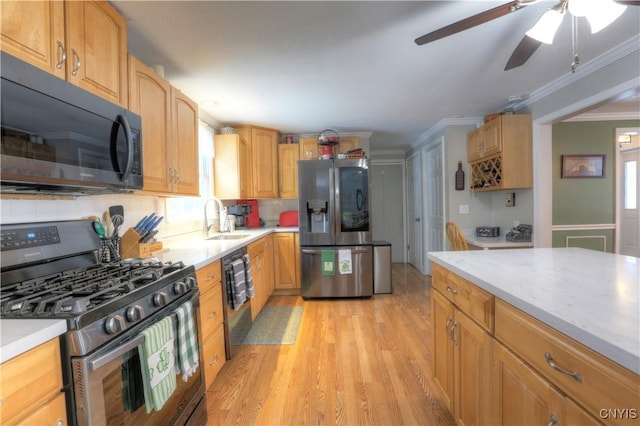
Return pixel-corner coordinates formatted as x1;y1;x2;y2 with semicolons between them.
205;274;214;282
207;310;217;319
547;414;558;426
445;286;458;295
209;355;219;366
544;352;583;382
56;419;64;426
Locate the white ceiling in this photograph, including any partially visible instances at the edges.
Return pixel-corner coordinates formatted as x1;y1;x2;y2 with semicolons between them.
112;1;640;151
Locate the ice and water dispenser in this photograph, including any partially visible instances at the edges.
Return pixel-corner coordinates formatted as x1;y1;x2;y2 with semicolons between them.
306;199;328;233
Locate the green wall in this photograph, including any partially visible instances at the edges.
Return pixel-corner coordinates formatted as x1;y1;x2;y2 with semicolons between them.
552;119;640;251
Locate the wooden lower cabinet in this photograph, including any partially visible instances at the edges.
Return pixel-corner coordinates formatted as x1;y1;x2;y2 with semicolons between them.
274;232;299;290
248;235;274;320
431;289;492;425
196;259;226;390
0;338;66;425
432;263;637;426
493;340;602;426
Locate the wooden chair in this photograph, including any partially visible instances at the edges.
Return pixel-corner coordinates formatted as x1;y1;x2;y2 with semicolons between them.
446;222;469;251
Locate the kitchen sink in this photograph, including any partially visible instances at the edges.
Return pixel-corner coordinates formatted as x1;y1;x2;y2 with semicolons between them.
206;234;251;241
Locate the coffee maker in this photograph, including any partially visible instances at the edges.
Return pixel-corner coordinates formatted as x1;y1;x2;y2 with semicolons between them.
227;203;252;229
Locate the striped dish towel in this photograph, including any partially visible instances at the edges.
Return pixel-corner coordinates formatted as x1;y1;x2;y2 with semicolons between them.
139;316;176;413
242;253;255;298
231;258;247;309
174;301;200;382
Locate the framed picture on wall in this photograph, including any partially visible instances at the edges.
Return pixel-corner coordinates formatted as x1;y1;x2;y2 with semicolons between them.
561;154;606;178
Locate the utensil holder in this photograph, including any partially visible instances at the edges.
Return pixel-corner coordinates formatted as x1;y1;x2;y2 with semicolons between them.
120;228;163;259
99;236;121;263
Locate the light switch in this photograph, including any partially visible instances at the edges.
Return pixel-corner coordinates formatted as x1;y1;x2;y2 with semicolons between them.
459;204;470;214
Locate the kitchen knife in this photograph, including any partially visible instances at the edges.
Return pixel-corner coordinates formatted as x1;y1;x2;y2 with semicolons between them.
136;213;156;233
134;215;148;232
146;216;164;232
139;229;159;243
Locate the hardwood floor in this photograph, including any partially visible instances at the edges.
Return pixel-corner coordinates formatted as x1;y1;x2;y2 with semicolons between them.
205;264;454;425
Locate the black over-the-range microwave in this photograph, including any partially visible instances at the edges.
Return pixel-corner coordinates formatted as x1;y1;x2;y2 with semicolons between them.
0;52;143;195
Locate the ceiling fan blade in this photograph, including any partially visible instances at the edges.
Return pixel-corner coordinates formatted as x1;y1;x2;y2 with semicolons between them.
415;0;525;46
504;35;543;70
615;0;640;5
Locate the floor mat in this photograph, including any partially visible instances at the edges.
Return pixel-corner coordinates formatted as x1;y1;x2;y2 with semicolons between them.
240;306;303;345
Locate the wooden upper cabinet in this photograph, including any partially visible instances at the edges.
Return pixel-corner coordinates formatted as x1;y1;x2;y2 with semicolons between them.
128;55;199;196
235;126;279;199
278;144;299;198
467;114;532;191
214;134;249;199
1;1;128;107
65;1;128;106
128;54;171;193
299;135;360;160
171;88;199;196
0;1;65;79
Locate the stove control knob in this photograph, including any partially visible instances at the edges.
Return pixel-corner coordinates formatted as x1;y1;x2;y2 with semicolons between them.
185;276;197;290
173;281;187;295
104;315;125;335
126;305;143;322
153;291;168;307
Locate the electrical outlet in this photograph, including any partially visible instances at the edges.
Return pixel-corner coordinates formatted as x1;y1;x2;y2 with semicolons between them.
459;204;470;215
514;220;520;228
505;192;515;207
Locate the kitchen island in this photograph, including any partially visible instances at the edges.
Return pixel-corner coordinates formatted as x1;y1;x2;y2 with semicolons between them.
428;247;639;425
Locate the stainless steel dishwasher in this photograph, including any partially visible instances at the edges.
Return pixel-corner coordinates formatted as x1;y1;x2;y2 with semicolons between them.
222;247;252;359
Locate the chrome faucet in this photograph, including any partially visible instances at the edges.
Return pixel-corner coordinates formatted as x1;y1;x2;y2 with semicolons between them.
204;197;229;237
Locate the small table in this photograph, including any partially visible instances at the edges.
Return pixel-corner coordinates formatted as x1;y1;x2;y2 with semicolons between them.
465;234;533;250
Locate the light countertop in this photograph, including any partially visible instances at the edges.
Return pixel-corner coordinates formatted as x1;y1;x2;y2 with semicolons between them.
0;226;298;363
0;319;67;363
427;248;639;375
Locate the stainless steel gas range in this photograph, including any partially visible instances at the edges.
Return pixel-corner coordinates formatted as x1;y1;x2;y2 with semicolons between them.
0;220;206;426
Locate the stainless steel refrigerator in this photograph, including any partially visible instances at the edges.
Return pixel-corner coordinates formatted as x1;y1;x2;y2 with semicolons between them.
298;158;373;298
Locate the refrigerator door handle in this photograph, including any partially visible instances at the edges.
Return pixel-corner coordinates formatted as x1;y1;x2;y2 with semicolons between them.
333;166;341;240
302;248;370;255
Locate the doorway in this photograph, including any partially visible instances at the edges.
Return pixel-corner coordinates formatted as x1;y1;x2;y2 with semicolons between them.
406;153;423;272
617;127;640;257
371;162;405;262
423;138;445;275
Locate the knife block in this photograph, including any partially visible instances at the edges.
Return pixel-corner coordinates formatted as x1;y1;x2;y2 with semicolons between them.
120;228;163;259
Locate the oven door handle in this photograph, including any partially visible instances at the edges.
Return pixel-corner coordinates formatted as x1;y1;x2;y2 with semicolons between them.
89;334;144;372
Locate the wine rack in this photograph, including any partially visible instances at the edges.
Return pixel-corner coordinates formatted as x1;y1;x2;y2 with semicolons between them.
471;155;503;191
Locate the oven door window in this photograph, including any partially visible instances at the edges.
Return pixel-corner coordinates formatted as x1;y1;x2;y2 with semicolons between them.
75;336;202;425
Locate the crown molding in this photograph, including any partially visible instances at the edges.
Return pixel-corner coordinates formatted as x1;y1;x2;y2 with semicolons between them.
514;35;640;110
563;111;640;122
411;117;482;149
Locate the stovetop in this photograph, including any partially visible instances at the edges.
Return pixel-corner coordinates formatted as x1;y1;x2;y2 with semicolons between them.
0;258;186;318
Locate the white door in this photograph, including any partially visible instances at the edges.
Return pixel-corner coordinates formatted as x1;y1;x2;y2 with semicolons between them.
620;147;640;257
371;163;405;262
424;139;445;275
406;154;423;271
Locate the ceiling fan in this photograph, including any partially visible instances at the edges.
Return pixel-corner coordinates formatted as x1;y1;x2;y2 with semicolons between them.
415;0;639;71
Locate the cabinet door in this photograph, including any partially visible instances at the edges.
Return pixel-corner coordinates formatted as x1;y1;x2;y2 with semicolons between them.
336;136;359;155
251;127;278;198
431;289;454;412
250;250;265;321
275;233;297;289
18;392;67;426
299;137;318;160
66;1;128;106
466;127;483;162
453;308;492;426
0;0;65;79
481;118;502;157
278;144;299;198
171;88;199;195
264;234;275;295
128;55;171;193
493;340;565;426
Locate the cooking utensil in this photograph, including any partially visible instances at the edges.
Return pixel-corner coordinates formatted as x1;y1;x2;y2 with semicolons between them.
109;205;124;237
92;220;106;238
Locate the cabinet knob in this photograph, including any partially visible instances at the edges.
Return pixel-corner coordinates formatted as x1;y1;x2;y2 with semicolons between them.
547;414;559;426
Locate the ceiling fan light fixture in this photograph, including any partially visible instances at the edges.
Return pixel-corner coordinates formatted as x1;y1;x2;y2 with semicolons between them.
525;5;566;44
581;0;627;33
